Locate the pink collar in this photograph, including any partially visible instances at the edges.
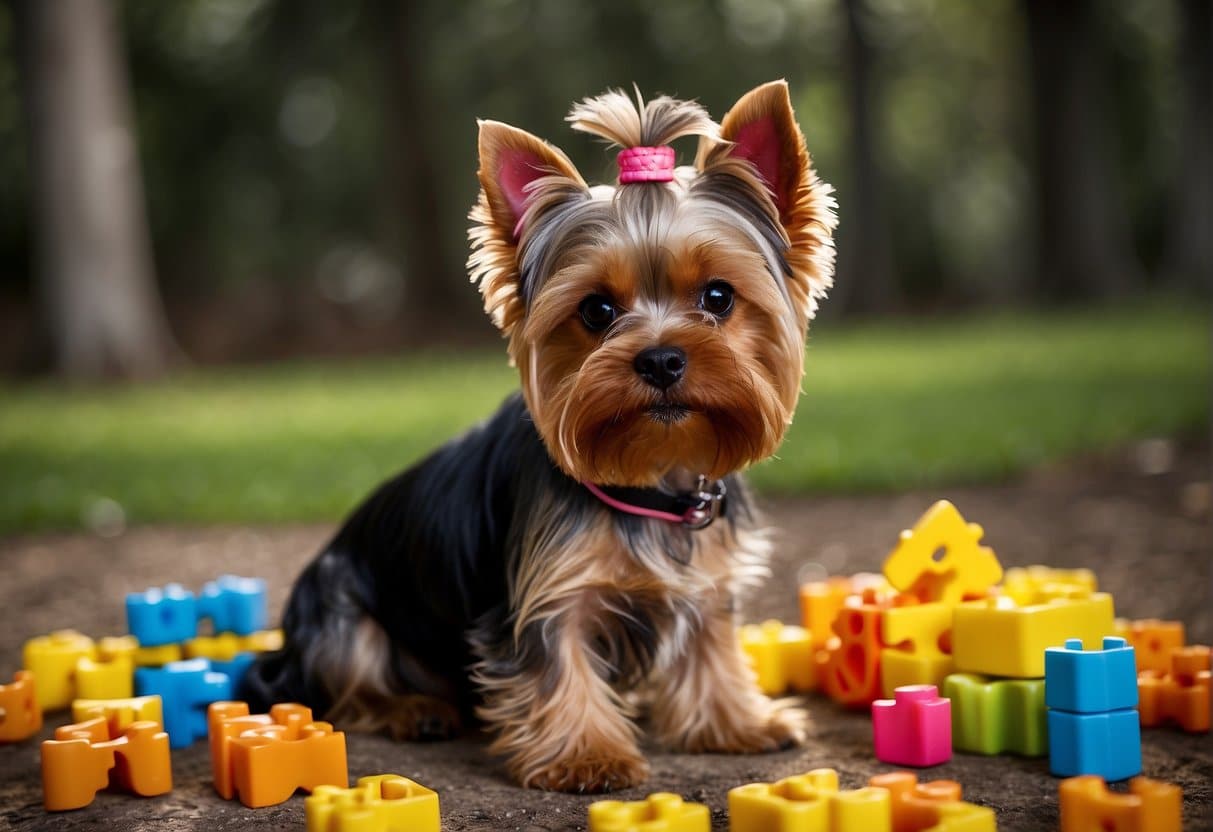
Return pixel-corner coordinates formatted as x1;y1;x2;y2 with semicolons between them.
583;478;727;530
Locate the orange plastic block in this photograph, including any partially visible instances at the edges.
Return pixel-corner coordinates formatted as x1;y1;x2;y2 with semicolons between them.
740;620;816;695
1117;620;1185;674
881;602;954;698
41;717;171;810
0;671;43;742
588;792;709;832
822;590;886;707
23;630;96;710
76;654;134;700
800;578;854;648
1138;645;1210;733
1002;566;1096;605
1058;775;1181;832
208;700;347;808
868;771;994;832
729;768;893;832
883;501;1003;605
73;695;164;734
307;774;441;832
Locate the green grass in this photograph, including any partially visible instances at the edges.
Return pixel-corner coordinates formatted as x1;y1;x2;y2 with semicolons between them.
0;303;1207;535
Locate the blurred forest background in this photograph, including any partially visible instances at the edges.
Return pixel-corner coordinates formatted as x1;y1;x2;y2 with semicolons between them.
0;0;1208;378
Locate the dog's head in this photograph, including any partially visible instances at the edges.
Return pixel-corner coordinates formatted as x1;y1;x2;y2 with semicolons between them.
469;81;836;487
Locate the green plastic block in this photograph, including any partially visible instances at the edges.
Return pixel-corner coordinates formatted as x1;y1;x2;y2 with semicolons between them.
943;672;1048;757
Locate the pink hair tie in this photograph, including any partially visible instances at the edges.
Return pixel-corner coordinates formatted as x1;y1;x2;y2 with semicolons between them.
617;146;676;183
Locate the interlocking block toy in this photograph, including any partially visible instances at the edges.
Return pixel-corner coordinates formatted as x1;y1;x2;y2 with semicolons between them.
1058;775;1181;832
23;630;96;710
952;594;1115;678
872;685;952;767
75;654;134;700
127;583;198;647
740;620;816;695
1117;619;1185;674
1002;566;1096;605
100;634;184;668
186;631;276;662
41;717;171;810
868;772;995;832
197;575;268;636
0;671;43;742
942;673;1047;756
306;774;441;832
209;700;347;807
822;591;885;706
800;578;855;648
73;695;164;733
211;652;255;685
729;768;893;832
881;602;954;697
1138;645;1210;732
136;658;232;748
1047;708;1141;781
882;501;1003;605
1045;637;1137;714
588;792;709;832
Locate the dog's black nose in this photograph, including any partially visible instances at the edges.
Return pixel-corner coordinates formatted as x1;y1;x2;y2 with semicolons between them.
634;346;687;390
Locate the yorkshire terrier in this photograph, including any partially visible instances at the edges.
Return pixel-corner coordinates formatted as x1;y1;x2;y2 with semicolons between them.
242;80;837;793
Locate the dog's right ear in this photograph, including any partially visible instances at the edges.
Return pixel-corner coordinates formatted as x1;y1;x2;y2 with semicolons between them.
469;121;588;335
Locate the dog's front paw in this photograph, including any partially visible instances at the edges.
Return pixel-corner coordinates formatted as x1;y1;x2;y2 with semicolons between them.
522;751;650;793
678;701;808;754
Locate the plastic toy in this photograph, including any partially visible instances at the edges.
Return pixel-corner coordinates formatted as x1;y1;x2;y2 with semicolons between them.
872;685;952;767
1002;566;1096;605
882;501;1002;605
1117;619;1185;674
72;695;164;733
588;792;709;832
135;658;232;748
40;717;171;810
822;590;885;706
197;575;268;636
739;620;815;695
1138;645;1210;732
942;673;1047;756
799;577;857;647
1047;708;1141;781
208;701;347;808
211;652;256;685
186;630;283;662
127;583;198;647
1058;775;1181;832
1045;637;1137;713
0;670;43;742
99;634;183;668
75;654;134;700
729;769;892;832
952;594;1115;678
868;771;995;832
306;774;441;832
23;630;95;710
880;602;954;697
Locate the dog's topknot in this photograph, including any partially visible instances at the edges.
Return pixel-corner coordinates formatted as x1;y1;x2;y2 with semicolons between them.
566;87;719;150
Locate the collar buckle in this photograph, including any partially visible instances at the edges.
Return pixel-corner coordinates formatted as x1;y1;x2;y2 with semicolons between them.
680;477;727;530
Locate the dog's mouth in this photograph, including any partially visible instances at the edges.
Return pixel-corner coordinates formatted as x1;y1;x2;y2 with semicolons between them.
647;403;692;424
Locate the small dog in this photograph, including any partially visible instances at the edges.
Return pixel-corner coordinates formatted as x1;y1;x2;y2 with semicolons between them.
243;80;837;793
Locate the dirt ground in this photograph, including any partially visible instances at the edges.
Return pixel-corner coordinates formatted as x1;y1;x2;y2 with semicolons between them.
1;441;1210;831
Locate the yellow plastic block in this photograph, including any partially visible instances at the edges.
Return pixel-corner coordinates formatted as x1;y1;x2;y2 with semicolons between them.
1002;566;1096;605
23;630;96;710
307;774;440;832
952;594;1116;678
97;636;137;663
740;621;816;695
883;501;1003;605
75;655;134;700
185;629;283;661
926;801;998;832
100;635;184;667
243;629;284;652
72;695;164;733
880;602;954;698
589;793;710;832
729;769;892;832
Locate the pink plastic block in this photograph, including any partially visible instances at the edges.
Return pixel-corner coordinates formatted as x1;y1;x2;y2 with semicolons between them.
872;684;953;767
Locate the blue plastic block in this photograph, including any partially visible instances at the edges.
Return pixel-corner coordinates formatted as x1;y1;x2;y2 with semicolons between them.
196;575;267;636
210;651;255;685
1045;636;1138;713
1047;708;1142;781
126;583;198;646
135;658;232;748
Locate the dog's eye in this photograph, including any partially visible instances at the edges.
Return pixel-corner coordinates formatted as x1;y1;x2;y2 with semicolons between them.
578;294;618;332
700;281;734;318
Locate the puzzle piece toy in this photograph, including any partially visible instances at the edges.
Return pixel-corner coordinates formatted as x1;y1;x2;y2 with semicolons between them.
306;774;440;832
740;620;816;695
127;583;198;646
23;630;95;710
73;695;164;733
1047;707;1141;781
136;658;232;748
186;630;283;662
800;578;857;648
1137;645;1210;732
952;594;1115;678
881;602;954;697
0;670;43;742
1116;619;1185;674
882;501;1003;605
1058;775;1181;832
41;717;171;810
1045;637;1137;713
872;685;952;767
197;575;268;636
942;673;1047;756
868;771;995;832
75;654;134;700
1001;566;1096;605
589;793;709;832
822;590;885;706
729;768;893;832
99;635;183;668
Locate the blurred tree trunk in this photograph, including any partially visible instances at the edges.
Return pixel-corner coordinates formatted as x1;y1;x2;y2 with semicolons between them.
1021;0;1142;299
1163;0;1212;291
15;0;177;379
834;0;900;316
